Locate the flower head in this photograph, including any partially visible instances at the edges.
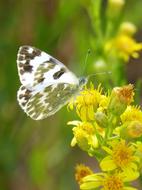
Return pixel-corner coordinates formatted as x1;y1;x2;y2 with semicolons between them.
120;106;142;138
100;139;140;172
107;0;125;18
75;164;93;185
114;84;134;104
105;34;142;61
80;171;139;190
119;22;137;36
68;121;99;153
121;106;142;123
103;174;123;190
119;121;142;139
108;84;134;115
69;84;107;121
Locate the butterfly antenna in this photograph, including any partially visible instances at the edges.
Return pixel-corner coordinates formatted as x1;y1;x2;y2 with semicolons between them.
82;49;91;76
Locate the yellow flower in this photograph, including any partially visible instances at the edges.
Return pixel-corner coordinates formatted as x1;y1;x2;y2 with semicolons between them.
80;171;139;190
98;94;109;112
68;121;99;154
121;106;142;123
69;84;106;121
100;139;140;172
119;106;142;138
75;164;93;185
120;120;142;139
127;121;142;138
114;84;134;104
105;34;142;61
108;84;134;115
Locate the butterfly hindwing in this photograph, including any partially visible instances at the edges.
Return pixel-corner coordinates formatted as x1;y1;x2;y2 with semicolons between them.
17;85;32;111
18;83;78;120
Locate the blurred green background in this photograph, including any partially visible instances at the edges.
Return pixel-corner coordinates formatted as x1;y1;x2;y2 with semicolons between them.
0;0;142;190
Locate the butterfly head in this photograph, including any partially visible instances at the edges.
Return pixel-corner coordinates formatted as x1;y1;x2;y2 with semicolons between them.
79;77;88;89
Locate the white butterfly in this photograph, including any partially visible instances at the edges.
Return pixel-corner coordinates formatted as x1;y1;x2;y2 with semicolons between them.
17;46;87;120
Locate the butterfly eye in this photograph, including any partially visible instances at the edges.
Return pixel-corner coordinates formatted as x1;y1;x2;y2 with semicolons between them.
79;77;87;86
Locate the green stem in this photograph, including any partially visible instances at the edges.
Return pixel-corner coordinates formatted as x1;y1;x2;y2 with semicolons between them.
104;114;114;143
90;0;103;39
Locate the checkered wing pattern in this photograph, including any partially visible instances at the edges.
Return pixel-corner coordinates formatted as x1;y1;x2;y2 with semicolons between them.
17;83;78;120
17;46;79;120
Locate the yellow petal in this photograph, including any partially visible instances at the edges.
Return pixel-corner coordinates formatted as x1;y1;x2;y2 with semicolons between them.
133;155;140;163
122;169;139;181
129;162;138;170
83;173;104;182
67;120;81;126
88;106;95;120
80;181;101;189
80;107;87;121
71;137;77;147
100;157;117;171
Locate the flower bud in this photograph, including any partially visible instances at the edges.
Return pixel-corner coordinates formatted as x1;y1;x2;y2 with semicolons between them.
107;0;125;18
120;121;142;139
127;121;142;138
119;22;137;36
95;111;108;128
108;84;134;115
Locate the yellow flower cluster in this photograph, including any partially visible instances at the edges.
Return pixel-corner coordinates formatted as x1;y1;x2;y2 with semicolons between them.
80;171;139;190
68;1;142;189
68;121;99;154
105;22;142;62
106;34;142;61
68;83;142;190
78;139;140;190
68;84;108;121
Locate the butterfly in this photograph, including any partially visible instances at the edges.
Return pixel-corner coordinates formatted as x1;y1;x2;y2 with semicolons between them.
17;46;87;120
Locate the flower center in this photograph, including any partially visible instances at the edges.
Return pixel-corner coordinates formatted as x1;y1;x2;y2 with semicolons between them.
81;122;95;135
103;175;123;190
75;164;93;185
116;84;134;104
113;142;132;167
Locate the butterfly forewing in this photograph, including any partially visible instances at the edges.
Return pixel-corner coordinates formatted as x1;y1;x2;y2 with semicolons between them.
17;46;80;120
17;46;50;87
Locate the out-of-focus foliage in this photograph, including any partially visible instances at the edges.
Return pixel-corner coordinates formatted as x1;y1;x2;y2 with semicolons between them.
0;0;142;190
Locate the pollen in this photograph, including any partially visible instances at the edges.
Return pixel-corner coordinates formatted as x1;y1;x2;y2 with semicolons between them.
75;164;93;184
74;84;104;121
115;84;134;104
103;175;123;190
72;122;95;143
112;140;133;168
